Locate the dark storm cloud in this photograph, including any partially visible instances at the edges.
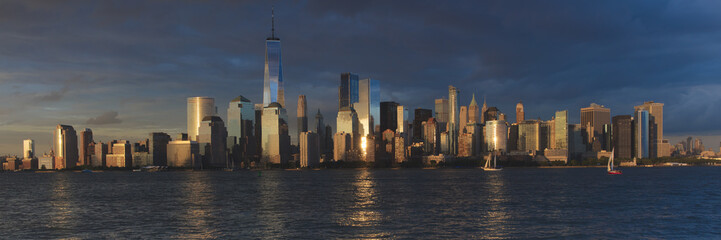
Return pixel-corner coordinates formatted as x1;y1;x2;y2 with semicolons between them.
0;0;720;153
86;111;122;125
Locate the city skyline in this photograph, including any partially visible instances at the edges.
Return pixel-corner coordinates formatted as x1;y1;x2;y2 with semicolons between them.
1;1;721;155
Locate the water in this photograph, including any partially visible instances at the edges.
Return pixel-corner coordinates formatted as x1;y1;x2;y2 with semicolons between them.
1;167;719;239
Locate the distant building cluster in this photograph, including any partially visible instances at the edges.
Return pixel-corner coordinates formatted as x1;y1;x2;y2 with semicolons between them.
2;12;719;171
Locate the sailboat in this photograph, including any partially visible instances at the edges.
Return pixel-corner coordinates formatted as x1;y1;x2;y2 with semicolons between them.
607;148;622;175
483;153;502;171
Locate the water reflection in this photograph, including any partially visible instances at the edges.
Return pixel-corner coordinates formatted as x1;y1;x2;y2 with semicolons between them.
257;171;287;238
175;172;218;239
49;173;78;234
483;172;510;239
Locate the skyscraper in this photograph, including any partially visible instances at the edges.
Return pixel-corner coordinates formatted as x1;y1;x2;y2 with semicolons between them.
227;95;254;141
634;101;665;157
314;109;326;154
299;131;320;168
263;8;284;107
634;110;650;158
481;96;488;124
423;117;440;155
580;103;611;150
554;110;568;149
516;101;525;124
297;95;308;144
459;106;468;129
339;72;359;110
357;78;380;136
337;107;360;148
262;102;290;165
187;97;216;141
484;120;507;152
448;85;459;155
518;120;540;152
198;116;228;168
397;105;409;133
468;94;479;124
380;101;399;133
23;139;34;159
413;108;432;141
54;124;78;169
79;128;93;166
149;132;171;166
434;98;449;124
612;115;632;159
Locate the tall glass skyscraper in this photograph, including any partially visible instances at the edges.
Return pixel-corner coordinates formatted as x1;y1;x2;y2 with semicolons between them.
227;95;254;141
187;97;216;141
635;110;649;158
554;110;568;149
263;8;284;107
357;78;380;136
448;85;459;155
339;73;359;110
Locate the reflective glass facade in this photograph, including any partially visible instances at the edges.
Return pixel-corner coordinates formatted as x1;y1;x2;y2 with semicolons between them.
635;110;649;158
484;120;507;152
357;78;379;136
339;73;359;110
227;96;254;141
263;40;284;107
554;110;568;149
187;97;216;141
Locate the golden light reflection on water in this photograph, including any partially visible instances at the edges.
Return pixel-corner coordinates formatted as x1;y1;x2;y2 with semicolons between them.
483;172;510;239
175;172;218;239
49;173;77;233
342;170;381;228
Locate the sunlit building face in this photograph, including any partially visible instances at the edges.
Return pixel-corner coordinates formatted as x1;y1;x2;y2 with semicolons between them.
263;40;284;107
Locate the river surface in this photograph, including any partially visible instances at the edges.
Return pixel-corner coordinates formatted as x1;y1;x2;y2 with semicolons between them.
1;167;719;239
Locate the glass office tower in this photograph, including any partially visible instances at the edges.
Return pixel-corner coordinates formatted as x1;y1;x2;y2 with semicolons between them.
554;110;568;149
339;73;359;110
357;78;380;136
635;110;649;158
227;95;254;140
263;9;284;107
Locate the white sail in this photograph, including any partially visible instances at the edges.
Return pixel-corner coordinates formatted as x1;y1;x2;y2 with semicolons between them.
607;148;615;171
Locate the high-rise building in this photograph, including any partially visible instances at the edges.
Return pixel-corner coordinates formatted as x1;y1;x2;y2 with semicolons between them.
468;94;479;124
92;142;107;167
568;124;585;160
481;96;488;124
380;102;399;133
227;95;254;141
263;8;284;107
106;141;131;168
167;140;200;168
413;108;432;141
339;73;359;110
484;107;501;122
518;120;540;153
333;132;352;161
634;101;665;157
23;139;34;159
299;131;320;168
148;132;171;166
337;107;360;149
459;106;468;129
554;110;568;149
612;115;632;159
423;118;440;155
516;101;525;124
79;128;93;166
314;109;325;153
484;120;507;152
397;105;409;134
634;110;650;158
198;116;228;168
448;85;459;155
187;97;216;141
54;124;78;169
262;102;290;165
357;78;380;136
540;120;553;151
297;95;308;144
580;103;611;150
434;98;449;124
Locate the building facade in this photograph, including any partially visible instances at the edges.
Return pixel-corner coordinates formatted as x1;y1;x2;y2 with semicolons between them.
187;97;216;141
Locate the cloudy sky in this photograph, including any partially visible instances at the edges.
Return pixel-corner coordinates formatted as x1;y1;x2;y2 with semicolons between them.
1;0;720;155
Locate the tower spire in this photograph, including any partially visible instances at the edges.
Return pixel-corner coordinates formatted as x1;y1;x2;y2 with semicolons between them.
271;6;275;39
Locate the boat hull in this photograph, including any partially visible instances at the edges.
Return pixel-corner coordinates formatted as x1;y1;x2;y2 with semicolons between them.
482;168;502;171
607;170;622;175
